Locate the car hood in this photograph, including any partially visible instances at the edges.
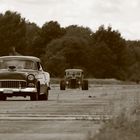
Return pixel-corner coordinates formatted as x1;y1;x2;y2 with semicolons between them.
0;69;38;80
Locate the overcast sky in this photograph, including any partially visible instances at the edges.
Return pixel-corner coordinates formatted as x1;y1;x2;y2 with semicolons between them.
0;0;140;40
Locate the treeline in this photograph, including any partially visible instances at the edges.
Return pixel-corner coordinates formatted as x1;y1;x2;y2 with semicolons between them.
0;10;140;81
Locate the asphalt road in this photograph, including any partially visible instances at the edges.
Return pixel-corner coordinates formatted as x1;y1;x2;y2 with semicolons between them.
0;84;140;140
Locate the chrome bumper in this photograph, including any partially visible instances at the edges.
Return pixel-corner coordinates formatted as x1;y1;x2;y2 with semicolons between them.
0;88;37;94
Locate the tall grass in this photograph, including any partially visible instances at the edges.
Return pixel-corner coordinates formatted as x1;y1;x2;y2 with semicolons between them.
88;106;140;140
88;83;140;140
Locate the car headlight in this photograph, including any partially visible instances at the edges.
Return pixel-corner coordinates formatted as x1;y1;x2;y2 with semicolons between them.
78;81;81;84
27;74;35;81
66;81;69;84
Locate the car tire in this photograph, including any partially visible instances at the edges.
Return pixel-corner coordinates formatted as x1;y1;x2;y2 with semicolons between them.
31;82;40;101
30;92;38;101
0;95;7;101
82;80;88;90
39;93;48;100
39;88;49;100
60;80;65;90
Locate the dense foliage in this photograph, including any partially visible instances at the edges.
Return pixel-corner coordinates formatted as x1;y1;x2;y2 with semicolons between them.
0;11;140;80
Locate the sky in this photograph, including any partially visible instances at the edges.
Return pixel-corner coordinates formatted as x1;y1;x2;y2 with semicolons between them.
0;0;140;40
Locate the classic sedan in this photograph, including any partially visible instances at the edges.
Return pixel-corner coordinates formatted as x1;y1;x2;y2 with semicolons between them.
0;56;50;101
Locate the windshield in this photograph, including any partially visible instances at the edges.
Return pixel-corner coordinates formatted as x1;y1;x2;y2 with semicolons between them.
0;59;37;70
66;71;81;77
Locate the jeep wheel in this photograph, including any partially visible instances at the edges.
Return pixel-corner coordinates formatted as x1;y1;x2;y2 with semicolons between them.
82;80;88;90
30;92;38;101
60;80;65;90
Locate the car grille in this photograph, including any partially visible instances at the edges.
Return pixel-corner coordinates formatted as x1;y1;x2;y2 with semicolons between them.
0;81;27;88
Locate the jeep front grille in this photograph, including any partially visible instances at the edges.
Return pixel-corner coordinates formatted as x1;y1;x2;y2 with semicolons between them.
0;81;27;88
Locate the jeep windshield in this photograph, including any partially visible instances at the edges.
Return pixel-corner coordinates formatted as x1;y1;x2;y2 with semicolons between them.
66;71;81;77
0;59;37;70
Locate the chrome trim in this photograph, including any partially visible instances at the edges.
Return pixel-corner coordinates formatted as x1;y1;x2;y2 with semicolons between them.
0;87;37;93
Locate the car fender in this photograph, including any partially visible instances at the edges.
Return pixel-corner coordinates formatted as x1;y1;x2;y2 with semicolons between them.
35;71;50;89
43;71;50;87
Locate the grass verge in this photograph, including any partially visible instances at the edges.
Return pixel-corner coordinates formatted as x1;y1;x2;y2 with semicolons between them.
88;108;140;140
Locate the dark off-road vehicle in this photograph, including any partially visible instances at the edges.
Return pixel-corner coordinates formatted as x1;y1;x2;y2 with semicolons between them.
60;69;88;90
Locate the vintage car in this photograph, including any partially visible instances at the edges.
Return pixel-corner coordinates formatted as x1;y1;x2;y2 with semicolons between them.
60;69;88;90
0;56;50;101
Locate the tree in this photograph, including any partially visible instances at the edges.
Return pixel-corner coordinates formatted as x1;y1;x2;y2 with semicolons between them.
65;25;93;47
61;36;90;69
91;25;126;79
22;22;44;57
0;11;26;55
44;55;67;77
42;36;91;77
125;44;140;82
91;42;115;78
41;21;66;45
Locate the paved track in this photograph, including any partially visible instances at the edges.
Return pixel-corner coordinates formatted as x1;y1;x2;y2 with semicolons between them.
0;84;140;140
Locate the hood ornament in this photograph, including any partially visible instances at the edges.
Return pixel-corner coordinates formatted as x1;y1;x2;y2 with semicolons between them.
8;66;16;71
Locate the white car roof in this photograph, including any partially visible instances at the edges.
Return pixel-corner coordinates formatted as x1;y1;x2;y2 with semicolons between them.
0;56;41;62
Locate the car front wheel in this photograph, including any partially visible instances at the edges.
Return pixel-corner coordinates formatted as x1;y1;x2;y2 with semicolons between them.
0;95;7;101
39;93;48;100
30;92;38;101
